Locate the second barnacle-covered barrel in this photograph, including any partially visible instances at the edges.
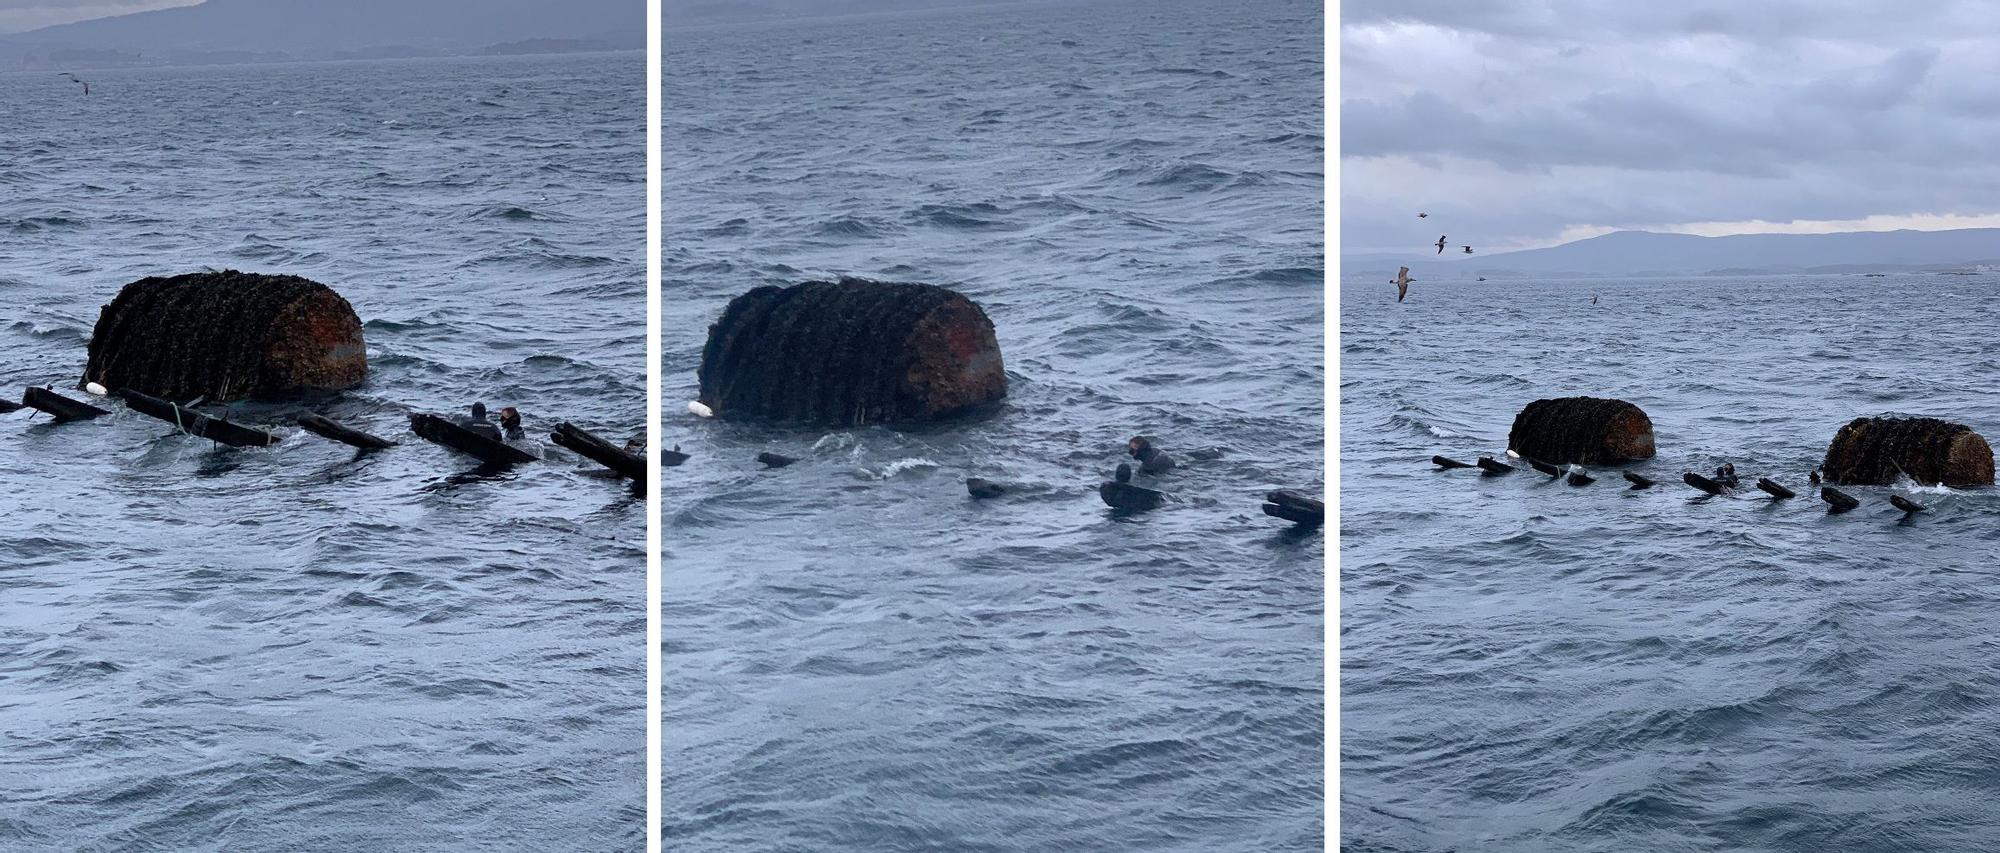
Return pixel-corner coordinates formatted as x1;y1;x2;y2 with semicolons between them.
695;277;1007;426
1506;396;1656;465
84;270;367;401
1820;416;1994;486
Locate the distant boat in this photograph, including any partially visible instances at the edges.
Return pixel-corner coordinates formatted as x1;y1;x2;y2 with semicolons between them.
1863;273;1886;277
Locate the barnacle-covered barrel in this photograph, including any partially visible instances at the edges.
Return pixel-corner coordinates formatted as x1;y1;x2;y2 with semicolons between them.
1820;416;1994;486
1506;396;1656;465
696;277;1006;426
84;270;366;401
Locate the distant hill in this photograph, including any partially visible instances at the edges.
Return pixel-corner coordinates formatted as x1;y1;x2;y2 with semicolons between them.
1;0;642;68
1344;228;2000;280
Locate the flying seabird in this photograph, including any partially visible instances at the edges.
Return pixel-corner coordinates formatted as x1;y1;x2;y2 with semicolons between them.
1461;245;1473;254
1392;266;1413;302
1435;235;1448;254
60;72;89;95
1417;212;1428;218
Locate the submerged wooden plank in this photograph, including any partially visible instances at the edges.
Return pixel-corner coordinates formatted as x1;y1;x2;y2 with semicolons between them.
22;386;110;422
550;422;643;482
409;413;535;465
118;389;279;447
298;413;397;450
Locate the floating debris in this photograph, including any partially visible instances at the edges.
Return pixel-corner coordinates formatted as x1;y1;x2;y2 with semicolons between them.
22;386;108;421
1755;478;1795;499
1100;463;1164;511
298;413;396;450
1683;471;1728;495
410;413;535;465
120;388;278;447
966;478;1006;499
551;422;644;484
1821;487;1860;514
1262;489;1323;525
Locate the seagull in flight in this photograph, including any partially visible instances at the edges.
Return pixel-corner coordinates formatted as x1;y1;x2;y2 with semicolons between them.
1417;212;1428;218
1435;235;1448;254
59;72;89;95
1392;266;1413;302
1461;245;1473;254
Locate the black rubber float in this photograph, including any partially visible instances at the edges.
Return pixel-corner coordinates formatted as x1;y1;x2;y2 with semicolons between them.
120;389;279;447
1755;478;1795;499
1566;471;1595;486
1821;487;1860;514
1889;494;1925;514
1476;456;1514;476
1527;458;1561;477
22;386;109;422
966;478;1006;499
665;445;690;467
298;413;397;450
1431;455;1473;469
1262;490;1324;526
1100;481;1165;511
756;451;797;469
1622;471;1656;489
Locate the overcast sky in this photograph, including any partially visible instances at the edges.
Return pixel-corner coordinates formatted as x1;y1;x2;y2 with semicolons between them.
1341;1;2000;253
0;0;192;34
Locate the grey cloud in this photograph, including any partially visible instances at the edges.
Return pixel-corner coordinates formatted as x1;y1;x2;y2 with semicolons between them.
1801;46;1938;111
1342;2;2000;252
1344;0;1989;43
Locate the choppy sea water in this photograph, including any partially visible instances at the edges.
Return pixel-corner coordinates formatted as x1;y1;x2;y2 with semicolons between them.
666;0;1324;849
0;54;644;849
1341;273;2000;852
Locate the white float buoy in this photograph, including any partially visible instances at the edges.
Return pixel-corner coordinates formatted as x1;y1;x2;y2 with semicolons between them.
83;381;109;396
688;400;714;419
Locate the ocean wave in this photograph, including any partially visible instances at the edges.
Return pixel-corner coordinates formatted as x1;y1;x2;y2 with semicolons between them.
908;202;1008;230
811;215;897;238
857;457;938;479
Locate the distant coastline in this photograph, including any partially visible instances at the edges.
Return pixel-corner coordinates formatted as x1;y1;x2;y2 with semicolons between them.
1341;227;2000;280
0;0;640;72
2;39;638;72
